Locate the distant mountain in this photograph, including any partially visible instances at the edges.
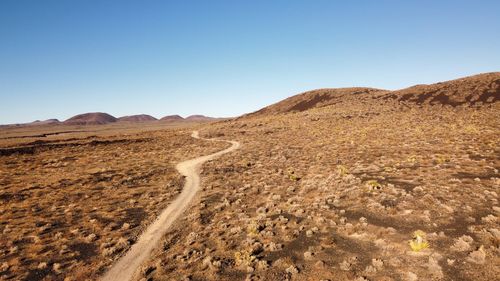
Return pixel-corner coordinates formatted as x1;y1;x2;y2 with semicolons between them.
185;115;217;121
117;114;157;122
64;112;117;125
1;112;226;128
160;115;184;122
0;119;61;128
159;115;222;122
30;119;60;125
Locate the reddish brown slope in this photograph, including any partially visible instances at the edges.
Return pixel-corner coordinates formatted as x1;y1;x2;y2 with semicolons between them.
247;87;387;117
30;119;60;125
385;72;500;106
185;115;217;121
64;112;117;125
160;115;184;122
248;72;500;117
117;114;157;122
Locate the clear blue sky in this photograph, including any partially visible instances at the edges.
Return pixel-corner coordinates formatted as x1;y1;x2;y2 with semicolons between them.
1;0;499;124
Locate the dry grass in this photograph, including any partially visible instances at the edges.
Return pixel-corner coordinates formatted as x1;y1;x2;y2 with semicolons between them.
0;122;227;280
1;74;499;281
140;100;499;281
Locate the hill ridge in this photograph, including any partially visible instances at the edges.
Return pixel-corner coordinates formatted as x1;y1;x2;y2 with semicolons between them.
248;72;500;117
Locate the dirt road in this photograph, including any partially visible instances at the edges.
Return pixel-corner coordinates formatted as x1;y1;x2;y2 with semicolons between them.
101;131;240;281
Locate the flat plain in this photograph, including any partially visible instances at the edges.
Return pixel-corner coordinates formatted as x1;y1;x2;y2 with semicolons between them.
0;122;227;280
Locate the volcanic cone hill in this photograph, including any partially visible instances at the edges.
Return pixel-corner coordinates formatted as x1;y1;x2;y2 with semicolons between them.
117;114;158;122
185;115;217;121
64;112;118;125
160;115;184;122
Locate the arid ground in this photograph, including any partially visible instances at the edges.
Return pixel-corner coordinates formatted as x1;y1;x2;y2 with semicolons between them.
0;122;228;280
1;73;499;281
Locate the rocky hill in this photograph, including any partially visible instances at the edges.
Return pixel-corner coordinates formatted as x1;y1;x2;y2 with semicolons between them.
249;87;386;116
384;72;500;106
248;72;500;117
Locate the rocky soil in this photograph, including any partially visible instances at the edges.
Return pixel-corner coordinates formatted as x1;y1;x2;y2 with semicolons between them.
0;127;226;281
140;97;499;280
1;73;499;281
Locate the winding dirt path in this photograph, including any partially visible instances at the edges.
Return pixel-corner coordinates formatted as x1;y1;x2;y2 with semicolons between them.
101;131;240;281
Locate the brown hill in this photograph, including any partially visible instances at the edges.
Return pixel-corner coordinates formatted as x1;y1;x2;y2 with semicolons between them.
28;119;61;126
117;114;157;122
248;87;387;116
185;115;217;121
160;115;184;122
64;112;117;125
248;72;500;117
0;119;60;128
384;72;500;106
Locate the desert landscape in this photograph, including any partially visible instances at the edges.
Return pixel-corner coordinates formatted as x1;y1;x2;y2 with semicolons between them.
0;120;228;280
1;72;499;281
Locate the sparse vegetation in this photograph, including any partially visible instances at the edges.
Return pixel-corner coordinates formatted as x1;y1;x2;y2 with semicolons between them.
234;250;256;266
366;180;382;191
1;73;499;280
409;230;429;252
287;169;301;181
139;75;499;280
0;123;227;280
337;165;349;177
